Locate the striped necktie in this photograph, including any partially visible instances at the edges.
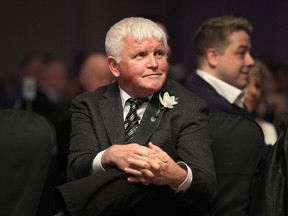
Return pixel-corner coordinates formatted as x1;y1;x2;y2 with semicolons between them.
124;98;149;143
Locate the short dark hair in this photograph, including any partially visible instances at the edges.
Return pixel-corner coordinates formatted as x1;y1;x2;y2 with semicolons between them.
193;15;253;66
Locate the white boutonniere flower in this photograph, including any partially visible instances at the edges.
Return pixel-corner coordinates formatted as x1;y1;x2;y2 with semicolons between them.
154;92;178;118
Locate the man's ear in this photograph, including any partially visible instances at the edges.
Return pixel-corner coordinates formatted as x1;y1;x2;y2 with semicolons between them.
107;56;120;77
206;48;218;67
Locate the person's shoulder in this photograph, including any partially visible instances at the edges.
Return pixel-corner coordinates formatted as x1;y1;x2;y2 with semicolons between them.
72;91;93;101
170;79;202;96
184;72;203;87
185;73;213;93
168;79;209;107
72;83;113;102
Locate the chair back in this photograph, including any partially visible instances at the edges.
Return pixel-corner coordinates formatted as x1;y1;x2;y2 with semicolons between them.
0;109;56;216
208;113;263;216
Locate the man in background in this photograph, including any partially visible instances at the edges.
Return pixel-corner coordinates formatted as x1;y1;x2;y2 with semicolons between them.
185;15;268;216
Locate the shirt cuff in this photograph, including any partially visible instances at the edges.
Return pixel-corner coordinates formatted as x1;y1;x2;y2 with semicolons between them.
170;161;193;193
92;150;106;174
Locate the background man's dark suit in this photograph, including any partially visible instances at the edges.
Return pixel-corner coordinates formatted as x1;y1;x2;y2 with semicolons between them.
185;74;253;119
56;78;217;216
185;73;267;216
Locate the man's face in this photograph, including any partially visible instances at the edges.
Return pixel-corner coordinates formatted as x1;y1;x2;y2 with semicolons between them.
113;36;168;98
215;31;254;89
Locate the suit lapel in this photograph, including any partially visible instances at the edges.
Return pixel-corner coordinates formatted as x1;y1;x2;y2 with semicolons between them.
132;80;172;146
98;80;173;146
98;83;126;144
132;95;163;146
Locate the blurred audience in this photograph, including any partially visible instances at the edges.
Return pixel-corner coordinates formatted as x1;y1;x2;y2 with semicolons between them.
138;14;189;85
19;58;71;130
67;52;114;99
263;60;288;132
23;58;71;215
0;53;49;109
268;61;288;96
244;60;279;145
0;54;72;215
37;59;70;103
57;52;114;183
78;53;114;92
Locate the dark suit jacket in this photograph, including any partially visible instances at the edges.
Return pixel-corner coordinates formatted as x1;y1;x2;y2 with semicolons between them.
185;73;253;119
57;79;217;216
185;73;267;216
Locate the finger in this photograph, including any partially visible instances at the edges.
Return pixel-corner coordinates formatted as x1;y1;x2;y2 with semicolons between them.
129;153;161;171
127;156;151;169
146;157;161;170
148;142;161;151
125;166;156;179
148;142;168;163
134;147;156;158
127;176;150;185
127;176;140;183
140;168;156;178
133;144;162;161
124;167;143;176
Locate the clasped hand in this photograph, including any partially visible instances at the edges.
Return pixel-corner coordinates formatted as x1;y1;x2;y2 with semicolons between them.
102;142;186;188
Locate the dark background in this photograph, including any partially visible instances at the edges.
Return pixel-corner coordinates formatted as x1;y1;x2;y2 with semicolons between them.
1;0;287;79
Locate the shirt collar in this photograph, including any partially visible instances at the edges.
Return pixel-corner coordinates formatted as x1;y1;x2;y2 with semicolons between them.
118;87;153;108
196;69;246;107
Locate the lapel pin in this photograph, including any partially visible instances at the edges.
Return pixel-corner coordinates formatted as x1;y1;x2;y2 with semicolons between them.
150;116;156;122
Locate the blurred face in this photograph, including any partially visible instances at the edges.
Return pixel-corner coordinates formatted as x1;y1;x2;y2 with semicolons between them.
80;56;113;92
83;71;112;92
244;75;262;112
20;56;46;79
215;31;254;89
41;61;69;93
109;36;168;98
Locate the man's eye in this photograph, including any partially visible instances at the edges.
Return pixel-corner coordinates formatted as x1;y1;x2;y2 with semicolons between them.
135;52;146;58
235;52;245;58
155;51;165;58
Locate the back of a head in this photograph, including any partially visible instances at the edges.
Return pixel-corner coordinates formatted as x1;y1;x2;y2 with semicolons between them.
19;54;49;80
193;15;252;66
105;17;168;63
79;53;113;92
80;53;108;76
37;59;69;100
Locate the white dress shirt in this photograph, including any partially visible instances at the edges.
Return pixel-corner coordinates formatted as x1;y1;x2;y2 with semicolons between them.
196;69;246;108
256;118;278;145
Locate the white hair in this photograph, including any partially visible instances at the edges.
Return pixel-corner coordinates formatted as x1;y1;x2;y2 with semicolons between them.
105;17;168;63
